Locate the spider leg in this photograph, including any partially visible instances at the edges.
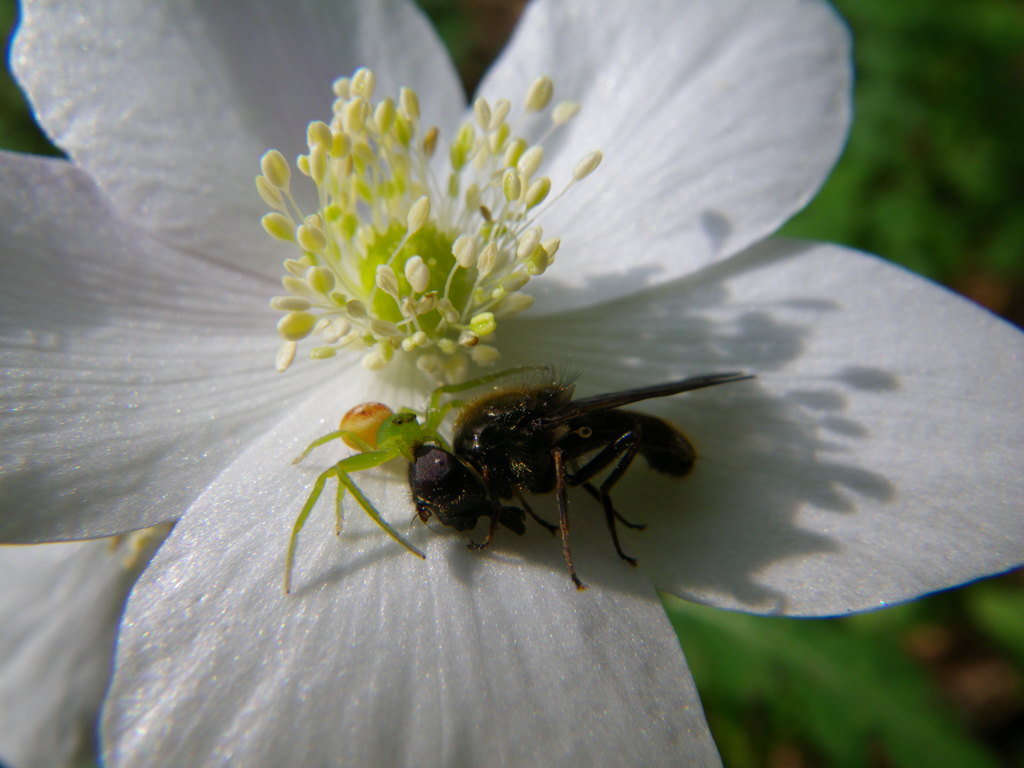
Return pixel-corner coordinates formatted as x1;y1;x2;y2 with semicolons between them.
292;428;375;464
285;450;424;594
427;365;551;410
285;465;334;594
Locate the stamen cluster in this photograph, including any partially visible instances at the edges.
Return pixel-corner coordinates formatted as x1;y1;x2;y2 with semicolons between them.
257;68;601;380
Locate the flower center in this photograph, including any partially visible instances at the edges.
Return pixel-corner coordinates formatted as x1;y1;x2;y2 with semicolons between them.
258;68;601;381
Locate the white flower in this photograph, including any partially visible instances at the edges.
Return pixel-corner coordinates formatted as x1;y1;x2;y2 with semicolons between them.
0;528;168;768
1;0;1021;766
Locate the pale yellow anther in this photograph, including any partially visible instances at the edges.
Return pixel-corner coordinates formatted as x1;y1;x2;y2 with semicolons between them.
310;346;338;360
374;98;396;133
489;123;510;155
351;67;376;100
375;264;400;298
525;76;554;112
343;97;370;133
256;176;284;209
275;341;298;372
415;293;437;315
502;272;530;292
262;212;296;241
574;151;603;181
450;123;475;170
503;138;527;168
283;258;308;277
525;177;551;208
423;126;439;157
271;296;312;312
516;227;542;260
278;311;317;341
399;87;420;120
307;266;336;294
452;235;477;269
282;276;317;301
361;349;389;370
490;99;511;130
369;318;403;338
470;312;497;336
314;318;346;343
437;297;460;324
477;242;498;277
542;237;561;259
502;168;522;202
346;299;368;319
308;145;327;183
331;132;351;157
474;97;491;130
404;255;430;293
406;196;430;234
296;223;327;253
332;76;351;99
401;330;429;352
526;249;550;276
517;146;544;177
470;344;501;365
307;121;332;150
552;101;581;125
260;149;290;189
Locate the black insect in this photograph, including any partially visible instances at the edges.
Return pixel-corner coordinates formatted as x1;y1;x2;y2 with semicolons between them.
408;368;752;589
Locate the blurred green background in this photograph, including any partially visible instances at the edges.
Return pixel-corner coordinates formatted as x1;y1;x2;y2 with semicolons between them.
3;1;1021;766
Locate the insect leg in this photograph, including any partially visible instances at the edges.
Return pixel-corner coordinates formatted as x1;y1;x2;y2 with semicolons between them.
580;482;647;530
516;490;558;534
553;447;586;590
568;431;643;566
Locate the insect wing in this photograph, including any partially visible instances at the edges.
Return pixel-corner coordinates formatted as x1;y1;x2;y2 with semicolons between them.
538;372;753;427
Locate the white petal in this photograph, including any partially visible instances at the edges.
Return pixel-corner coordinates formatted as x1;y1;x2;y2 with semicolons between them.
104;383;719;767
479;0;851;311
12;0;464;276
0;153;331;541
0;539;138;768
499;239;1024;615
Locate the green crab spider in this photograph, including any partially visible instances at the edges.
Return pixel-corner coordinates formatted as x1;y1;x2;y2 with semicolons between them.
285;365;547;593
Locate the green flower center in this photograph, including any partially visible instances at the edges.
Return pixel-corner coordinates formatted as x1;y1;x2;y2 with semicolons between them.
258;67;601;381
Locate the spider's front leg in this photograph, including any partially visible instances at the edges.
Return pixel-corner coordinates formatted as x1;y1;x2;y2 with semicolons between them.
284;449;423;594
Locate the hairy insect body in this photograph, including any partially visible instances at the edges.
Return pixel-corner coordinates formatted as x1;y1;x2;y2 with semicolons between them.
453;385;571;498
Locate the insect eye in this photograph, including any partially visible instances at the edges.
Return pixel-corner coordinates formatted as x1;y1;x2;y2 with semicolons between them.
573;426;593;438
411;445;457;487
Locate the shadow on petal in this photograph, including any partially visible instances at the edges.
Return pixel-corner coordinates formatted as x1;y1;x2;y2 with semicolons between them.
500;240;902;612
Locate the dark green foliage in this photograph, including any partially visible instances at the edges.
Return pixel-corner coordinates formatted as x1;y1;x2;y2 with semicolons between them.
781;0;1024;291
664;593;1008;768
